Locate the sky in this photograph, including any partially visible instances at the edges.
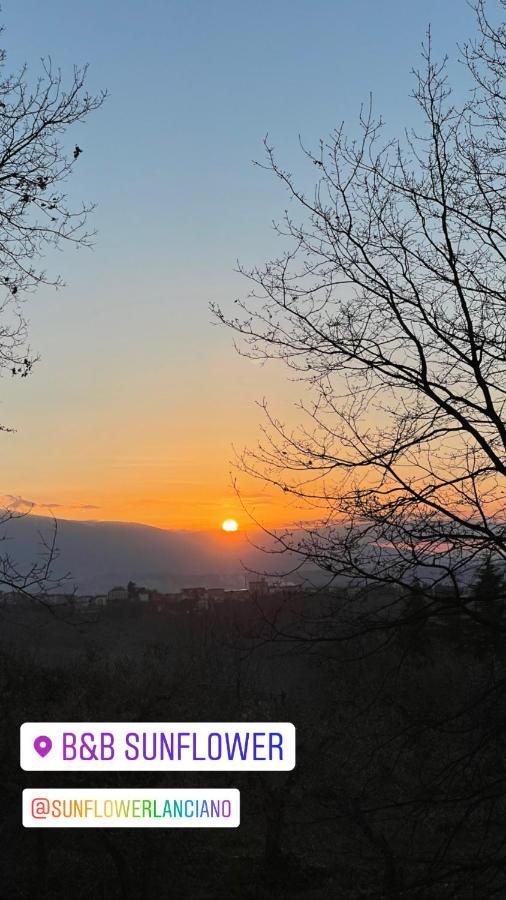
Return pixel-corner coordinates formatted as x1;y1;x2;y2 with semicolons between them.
0;0;478;531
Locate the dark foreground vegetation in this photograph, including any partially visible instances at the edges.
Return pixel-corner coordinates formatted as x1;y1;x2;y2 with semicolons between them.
2;571;506;900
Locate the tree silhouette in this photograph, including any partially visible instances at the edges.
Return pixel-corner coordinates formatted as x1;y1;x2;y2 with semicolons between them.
469;554;505;658
0;30;104;395
215;1;506;626
0;26;104;595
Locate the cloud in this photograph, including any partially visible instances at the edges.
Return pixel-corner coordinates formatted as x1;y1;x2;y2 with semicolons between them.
1;495;100;512
38;502;101;510
2;495;35;510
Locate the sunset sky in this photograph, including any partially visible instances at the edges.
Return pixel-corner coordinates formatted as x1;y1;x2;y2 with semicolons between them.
0;0;475;531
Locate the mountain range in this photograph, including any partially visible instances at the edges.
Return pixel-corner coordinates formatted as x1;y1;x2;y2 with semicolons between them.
0;514;302;593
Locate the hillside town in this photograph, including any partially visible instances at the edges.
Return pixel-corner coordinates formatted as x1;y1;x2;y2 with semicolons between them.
0;577;306;615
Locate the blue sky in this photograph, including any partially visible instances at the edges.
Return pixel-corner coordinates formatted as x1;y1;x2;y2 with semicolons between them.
0;0;479;528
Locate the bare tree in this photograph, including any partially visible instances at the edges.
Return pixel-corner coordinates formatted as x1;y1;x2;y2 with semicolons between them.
0;29;104;596
215;1;506;623
0;33;104;389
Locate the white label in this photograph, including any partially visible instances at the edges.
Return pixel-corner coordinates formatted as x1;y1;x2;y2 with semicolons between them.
21;722;296;771
23;788;240;828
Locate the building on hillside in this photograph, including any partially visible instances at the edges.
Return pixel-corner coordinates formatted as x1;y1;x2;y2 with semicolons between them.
225;588;249;603
107;586;128;604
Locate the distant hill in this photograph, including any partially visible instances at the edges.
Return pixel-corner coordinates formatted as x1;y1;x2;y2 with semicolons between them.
0;513;481;596
0;514;306;593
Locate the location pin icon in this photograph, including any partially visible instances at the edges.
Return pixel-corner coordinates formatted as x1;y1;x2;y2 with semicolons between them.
34;735;52;758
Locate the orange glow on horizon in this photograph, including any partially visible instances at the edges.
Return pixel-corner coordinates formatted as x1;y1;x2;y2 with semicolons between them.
0;480;329;532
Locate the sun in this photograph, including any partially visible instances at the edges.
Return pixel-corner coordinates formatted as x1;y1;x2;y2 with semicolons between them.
221;518;239;532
